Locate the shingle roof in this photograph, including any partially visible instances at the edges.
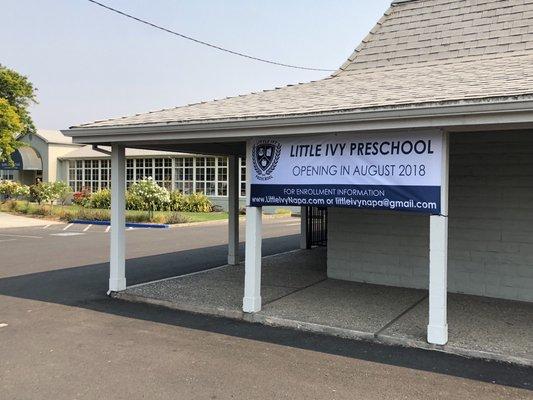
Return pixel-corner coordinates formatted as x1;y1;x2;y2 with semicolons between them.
34;129;76;144
74;0;533;129
60;145;190;159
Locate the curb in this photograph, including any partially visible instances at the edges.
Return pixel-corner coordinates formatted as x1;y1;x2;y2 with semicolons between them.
70;219;169;229
112;287;533;368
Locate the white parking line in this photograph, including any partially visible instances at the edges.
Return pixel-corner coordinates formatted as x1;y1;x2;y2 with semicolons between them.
63;223;73;231
105;226;111;233
0;233;42;239
42;224;51;229
0;323;8;328
83;224;92;232
0;238;16;243
50;232;85;237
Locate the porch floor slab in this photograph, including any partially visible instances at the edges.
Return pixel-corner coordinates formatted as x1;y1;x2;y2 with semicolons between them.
117;248;533;366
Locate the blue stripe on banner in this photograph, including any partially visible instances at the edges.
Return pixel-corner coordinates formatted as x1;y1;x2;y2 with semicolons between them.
250;184;441;215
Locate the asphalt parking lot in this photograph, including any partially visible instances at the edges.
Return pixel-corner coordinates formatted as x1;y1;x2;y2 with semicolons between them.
0;216;531;399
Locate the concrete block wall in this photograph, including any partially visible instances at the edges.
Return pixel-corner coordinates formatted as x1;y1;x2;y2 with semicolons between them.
327;132;533;302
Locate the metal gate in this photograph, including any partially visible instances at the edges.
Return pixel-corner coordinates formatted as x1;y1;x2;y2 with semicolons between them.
306;206;327;248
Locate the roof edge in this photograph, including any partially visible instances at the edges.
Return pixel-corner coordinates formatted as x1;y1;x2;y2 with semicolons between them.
63;99;533;144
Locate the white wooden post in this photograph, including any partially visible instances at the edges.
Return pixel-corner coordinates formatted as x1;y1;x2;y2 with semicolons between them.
243;205;262;312
243;141;262;313
300;206;308;249
109;144;126;294
228;155;239;265
427;132;449;345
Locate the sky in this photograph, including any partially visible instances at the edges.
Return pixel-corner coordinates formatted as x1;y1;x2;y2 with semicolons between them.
2;0;391;129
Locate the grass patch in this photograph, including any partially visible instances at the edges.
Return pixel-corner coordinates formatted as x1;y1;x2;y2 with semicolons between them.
0;201;228;225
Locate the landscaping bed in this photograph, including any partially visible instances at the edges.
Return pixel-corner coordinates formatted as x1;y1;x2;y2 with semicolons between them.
0;200;228;225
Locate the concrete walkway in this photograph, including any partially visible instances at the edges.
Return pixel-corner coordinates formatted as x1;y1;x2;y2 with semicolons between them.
117;248;533;366
0;211;61;228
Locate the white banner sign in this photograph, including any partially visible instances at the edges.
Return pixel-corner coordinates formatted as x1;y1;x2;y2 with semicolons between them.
249;132;443;214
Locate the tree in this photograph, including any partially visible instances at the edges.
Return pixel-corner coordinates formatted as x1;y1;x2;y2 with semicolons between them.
0;65;37;165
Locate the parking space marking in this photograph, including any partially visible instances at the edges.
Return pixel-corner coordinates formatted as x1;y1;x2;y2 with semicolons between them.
83;224;92;232
105;226;111;233
0;233;42;239
0;323;8;328
0;238;16;243
50;232;85;237
42;224;51;229
62;223;73;231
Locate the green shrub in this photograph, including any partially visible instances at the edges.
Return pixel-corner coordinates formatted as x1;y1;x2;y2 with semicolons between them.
125;192;143;210
52;181;73;206
169;190;186;211
30;183;54;205
14;184;30;201
89;189;111;209
0;180;20;200
183;192;212;212
127;178;170;212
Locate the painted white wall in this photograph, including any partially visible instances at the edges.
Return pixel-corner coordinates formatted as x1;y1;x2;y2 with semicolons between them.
327;132;533;303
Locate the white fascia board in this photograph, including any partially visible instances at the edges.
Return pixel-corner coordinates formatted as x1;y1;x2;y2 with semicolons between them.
63;100;533;144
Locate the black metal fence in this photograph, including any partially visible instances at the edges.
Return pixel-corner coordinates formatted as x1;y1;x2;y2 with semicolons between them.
306;206;327;248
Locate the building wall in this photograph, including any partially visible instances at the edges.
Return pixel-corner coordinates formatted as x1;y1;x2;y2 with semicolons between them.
48;144;81;182
327;132;533;302
20;134;48;182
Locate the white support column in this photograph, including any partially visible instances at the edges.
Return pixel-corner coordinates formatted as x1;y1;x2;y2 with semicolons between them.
228;155;239;265
243;205;262;312
300;206;308;249
109;144;126;294
242;141;262;313
427;132;449;345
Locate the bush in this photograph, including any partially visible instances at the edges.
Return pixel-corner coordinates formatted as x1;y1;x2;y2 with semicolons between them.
14;184;30;201
73;188;91;207
126;192;143;211
74;208;111;221
183;192;212;212
0;180;20;200
89;189;111;209
169;190;185;211
52;181;73;206
127;178;170;212
164;212;191;224
30;183;54;205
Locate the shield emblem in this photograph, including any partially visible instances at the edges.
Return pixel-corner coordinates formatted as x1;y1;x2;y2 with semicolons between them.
255;143;276;173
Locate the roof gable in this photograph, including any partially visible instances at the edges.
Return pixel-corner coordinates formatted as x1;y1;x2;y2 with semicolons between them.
337;0;533;74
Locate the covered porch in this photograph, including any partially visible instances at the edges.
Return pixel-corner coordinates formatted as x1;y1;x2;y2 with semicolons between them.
115;247;533;366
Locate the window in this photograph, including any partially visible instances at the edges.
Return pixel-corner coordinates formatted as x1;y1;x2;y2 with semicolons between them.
195;157;216;195
0;170;15;181
126;159;134;188
217;157;228;196
154;158;173;190
100;160;110;188
175;157;194;194
67;159;111;192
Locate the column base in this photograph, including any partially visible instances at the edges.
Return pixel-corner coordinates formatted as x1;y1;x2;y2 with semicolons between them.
427;323;448;345
108;278;126;293
243;296;262;313
227;255;239;266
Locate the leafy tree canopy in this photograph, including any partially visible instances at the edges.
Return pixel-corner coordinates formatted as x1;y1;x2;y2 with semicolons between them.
0;65;37;165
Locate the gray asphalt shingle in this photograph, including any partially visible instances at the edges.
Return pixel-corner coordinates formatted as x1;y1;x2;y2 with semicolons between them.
74;0;533;129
